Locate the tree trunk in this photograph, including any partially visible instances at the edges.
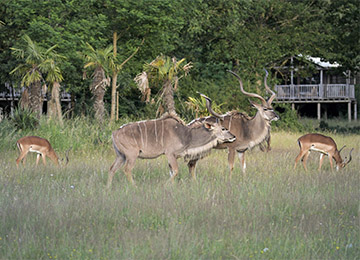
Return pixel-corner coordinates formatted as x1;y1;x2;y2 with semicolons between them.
28;80;43;117
48;82;63;126
20;88;30;110
163;79;176;115
111;31;118;122
90;67;107;122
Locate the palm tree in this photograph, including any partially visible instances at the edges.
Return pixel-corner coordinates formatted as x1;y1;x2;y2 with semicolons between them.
135;54;192;115
109;34;143;122
10;35;58;117
83;43;112;122
43;54;65;126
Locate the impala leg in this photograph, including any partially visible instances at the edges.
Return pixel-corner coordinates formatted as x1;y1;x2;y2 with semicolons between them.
228;148;236;179
36;154;41;166
16;151;29;168
107;154;126;188
294;150;307;170
187;159;198;181
237;152;246;174
302;151;310;171
318;153;325;170
42;154;47;166
328;155;334;170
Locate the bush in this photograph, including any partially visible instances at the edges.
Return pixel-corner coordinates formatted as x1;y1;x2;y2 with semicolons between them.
272;104;305;132
10;107;39;131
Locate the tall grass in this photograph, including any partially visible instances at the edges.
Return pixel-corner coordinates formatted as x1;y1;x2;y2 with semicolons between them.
0;119;359;259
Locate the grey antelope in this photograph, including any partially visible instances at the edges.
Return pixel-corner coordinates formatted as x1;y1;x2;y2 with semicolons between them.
187;70;279;179
107;113;236;187
16;136;70;167
294;133;353;171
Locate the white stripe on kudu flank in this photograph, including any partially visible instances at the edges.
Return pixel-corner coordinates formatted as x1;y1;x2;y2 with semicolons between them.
138;122;144;146
161;120;164;147
131;125;139;147
154;120;158;142
143;122;148;147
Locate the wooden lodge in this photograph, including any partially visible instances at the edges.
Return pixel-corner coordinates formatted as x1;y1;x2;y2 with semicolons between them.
0;83;71;119
274;56;357;121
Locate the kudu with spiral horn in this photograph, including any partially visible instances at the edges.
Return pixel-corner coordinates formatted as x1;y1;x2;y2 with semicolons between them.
187;70;279;179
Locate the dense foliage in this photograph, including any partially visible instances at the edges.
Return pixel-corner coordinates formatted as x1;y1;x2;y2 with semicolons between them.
1;0;359;120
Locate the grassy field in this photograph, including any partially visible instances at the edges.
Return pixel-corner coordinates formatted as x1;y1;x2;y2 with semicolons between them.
0;130;359;259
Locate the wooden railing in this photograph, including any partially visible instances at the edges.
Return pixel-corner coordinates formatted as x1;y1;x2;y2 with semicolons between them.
275;84;355;100
0;90;71;101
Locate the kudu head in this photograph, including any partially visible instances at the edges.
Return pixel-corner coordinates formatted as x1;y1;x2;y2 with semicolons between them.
199;93;236;143
227;70;280;122
337;145;353;169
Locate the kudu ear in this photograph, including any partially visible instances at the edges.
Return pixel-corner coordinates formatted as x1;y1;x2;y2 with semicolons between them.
203;122;213;130
249;99;261;109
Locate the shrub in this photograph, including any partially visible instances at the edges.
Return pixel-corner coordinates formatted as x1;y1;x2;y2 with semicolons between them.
10;107;39;131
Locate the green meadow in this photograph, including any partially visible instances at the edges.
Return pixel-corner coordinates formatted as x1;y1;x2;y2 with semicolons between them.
0;119;359;259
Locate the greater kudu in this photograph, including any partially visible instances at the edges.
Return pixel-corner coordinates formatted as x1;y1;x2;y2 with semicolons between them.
187;70;279;179
107;113;236;187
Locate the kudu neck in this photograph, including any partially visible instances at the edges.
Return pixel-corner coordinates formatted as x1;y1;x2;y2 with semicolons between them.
248;111;270;132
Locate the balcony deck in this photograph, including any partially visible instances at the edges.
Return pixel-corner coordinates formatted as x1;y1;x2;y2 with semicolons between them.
0;90;71;102
274;84;355;103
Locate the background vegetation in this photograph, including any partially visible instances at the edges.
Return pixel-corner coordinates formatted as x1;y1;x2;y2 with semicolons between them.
1;0;359;120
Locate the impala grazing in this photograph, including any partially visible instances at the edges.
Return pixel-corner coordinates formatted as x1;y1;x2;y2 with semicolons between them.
187;70;279;179
294;133;353;171
16;136;70;167
107;112;236;187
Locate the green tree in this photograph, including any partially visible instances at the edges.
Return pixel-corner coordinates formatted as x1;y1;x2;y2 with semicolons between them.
135;54;192;115
10;35;59;117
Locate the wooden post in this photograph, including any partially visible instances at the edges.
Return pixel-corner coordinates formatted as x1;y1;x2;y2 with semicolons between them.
291;103;295;110
348;102;351;122
116;91;119;121
319;69;323;99
354;102;357;121
317;103;321;120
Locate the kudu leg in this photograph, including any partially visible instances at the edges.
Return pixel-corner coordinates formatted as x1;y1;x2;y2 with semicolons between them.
187;160;198;181
237;152;246;173
227;149;236;179
124;157;137;186
166;154;179;183
107;155;126;188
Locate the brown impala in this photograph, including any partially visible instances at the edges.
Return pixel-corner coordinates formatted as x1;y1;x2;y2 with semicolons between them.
294;133;353;171
16;136;70;167
107;113;236;187
187;70;279;179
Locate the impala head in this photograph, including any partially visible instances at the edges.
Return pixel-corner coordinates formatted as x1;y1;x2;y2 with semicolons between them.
337;146;353;169
59;146;72;166
227;70;279;122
